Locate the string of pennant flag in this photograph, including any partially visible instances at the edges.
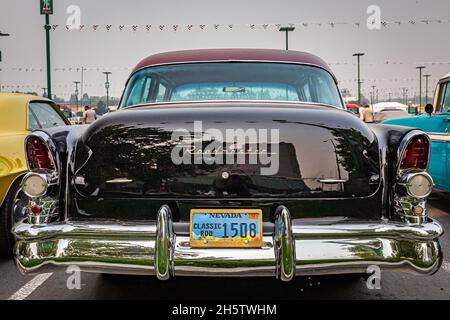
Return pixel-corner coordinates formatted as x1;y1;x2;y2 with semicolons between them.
2;61;450;73
47;18;450;32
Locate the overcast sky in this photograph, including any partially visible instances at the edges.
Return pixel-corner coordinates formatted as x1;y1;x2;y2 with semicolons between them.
1;0;449;101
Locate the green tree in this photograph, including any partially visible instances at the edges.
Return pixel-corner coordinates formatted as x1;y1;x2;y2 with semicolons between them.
96;100;108;115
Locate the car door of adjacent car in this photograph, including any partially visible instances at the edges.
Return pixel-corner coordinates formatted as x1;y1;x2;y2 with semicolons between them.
427;80;450;191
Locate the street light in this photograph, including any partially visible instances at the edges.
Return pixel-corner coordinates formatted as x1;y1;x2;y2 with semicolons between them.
103;71;112;111
371;85;376;106
278;26;295;50
353;53;365;105
0;31;10;93
73;81;80;113
402;87;409;105
416;66;426;111
424;74;432;105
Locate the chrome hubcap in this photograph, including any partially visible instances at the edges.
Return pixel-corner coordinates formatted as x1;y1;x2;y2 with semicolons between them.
12;190;28;223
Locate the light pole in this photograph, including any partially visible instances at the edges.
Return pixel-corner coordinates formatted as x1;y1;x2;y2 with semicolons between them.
353;53;365;105
0;31;10;93
424;74;432;105
73;81;80;113
103;71;112;110
371;85;376;106
44;15;52;99
279;26;295;50
416;66;426;111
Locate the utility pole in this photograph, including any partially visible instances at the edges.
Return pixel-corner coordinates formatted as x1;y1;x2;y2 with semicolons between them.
416;66;426;111
73;81;80;113
103;71;112;111
0;31;11;93
353;53;365;105
371;85;376;106
279;26;295;50
79;67;85;105
424;74;432;105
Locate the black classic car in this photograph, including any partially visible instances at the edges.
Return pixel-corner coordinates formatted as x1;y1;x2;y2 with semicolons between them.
12;49;442;281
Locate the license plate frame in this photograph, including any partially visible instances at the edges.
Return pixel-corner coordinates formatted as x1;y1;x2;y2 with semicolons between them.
189;209;263;248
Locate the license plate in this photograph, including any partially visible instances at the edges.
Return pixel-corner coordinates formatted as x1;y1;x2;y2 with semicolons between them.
190;209;263;248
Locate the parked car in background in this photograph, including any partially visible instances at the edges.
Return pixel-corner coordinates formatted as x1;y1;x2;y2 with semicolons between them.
63;110;78;125
12;49;442;282
0;93;70;256
374;109;411;123
384;72;450;191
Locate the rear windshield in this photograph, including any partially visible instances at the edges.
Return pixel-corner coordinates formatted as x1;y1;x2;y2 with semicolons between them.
120;62;343;109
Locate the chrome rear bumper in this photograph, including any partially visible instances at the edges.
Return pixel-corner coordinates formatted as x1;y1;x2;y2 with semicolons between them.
12;205;443;280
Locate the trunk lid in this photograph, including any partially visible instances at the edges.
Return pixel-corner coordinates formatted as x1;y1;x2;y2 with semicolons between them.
74;103;380;199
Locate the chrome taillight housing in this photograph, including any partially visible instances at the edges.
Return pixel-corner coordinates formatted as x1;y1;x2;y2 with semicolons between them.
394;131;433;224
22;133;59;225
26;136;56;171
399;135;429;171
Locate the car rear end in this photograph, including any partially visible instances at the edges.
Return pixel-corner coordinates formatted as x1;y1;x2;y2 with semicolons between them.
11;105;443;280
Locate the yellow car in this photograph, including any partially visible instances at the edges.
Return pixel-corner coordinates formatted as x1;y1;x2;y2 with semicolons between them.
0;93;70;256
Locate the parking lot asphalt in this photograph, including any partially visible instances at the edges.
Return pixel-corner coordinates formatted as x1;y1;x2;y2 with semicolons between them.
1;192;449;300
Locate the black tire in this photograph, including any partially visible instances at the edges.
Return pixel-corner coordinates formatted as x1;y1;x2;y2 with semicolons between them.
0;179;28;258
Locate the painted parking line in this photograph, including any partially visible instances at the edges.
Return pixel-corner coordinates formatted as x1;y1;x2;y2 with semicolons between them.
7;273;53;300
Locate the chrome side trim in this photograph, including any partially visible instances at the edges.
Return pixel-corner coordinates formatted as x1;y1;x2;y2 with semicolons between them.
274;206;295;281
317;179;347;184
428;132;450;142
155;205;175;280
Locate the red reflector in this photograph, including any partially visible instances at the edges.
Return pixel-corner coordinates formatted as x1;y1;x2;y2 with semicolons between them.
26;137;55;170
30;205;41;215
400;136;429;170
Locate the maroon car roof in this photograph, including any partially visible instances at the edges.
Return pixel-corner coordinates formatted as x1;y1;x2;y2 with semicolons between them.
131;48;335;79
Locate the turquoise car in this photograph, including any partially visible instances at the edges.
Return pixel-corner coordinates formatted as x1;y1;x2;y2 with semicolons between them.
384;72;450;191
